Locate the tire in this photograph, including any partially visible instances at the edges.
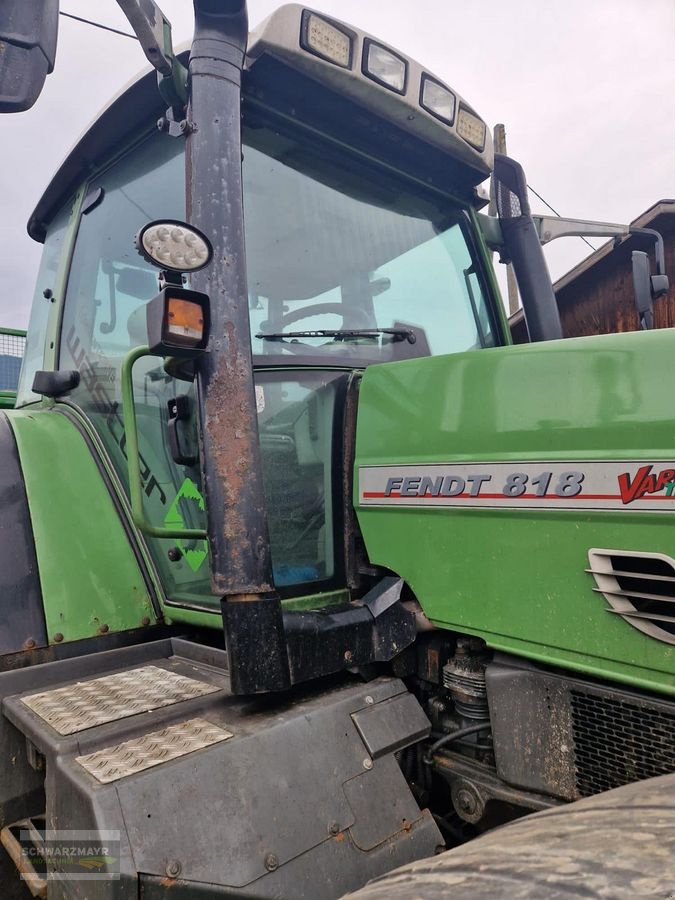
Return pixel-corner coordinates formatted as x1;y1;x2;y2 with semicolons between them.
343;774;675;899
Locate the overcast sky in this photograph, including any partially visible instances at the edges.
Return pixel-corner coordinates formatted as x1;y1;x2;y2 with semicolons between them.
1;0;674;329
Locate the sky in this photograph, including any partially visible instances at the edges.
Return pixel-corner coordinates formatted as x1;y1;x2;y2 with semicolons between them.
1;0;674;329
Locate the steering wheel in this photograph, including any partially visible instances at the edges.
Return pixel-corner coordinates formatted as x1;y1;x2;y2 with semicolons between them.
279;302;372;329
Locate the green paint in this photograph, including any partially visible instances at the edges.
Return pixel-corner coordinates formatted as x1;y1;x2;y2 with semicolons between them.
8;408;156;643
58;402;167;607
164;478;209;572
42;186;86;375
355;329;675;696
468;205;512;346
280;588;351;612
162;588;351;630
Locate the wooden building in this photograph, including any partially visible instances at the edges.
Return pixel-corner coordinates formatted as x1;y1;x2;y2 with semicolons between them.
510;199;675;342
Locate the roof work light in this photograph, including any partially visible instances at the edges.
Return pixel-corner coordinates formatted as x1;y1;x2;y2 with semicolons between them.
362;40;407;93
136;220;213;274
420;75;456;125
300;11;352;67
457;106;487;151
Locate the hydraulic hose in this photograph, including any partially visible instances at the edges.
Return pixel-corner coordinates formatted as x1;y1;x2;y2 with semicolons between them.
423;722;492;765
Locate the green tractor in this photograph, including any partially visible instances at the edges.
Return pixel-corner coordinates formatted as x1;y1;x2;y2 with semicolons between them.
0;1;673;897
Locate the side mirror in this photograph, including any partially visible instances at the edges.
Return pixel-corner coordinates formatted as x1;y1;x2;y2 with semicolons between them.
0;0;59;112
632;252;655;330
632;252;669;331
631;228;670;330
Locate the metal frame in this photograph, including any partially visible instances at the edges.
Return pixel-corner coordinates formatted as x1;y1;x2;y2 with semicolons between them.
120;345;207;541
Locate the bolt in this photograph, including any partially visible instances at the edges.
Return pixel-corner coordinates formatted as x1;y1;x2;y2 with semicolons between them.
365;695;374;705
42;288;53;300
456;788;477;816
53;633;64;643
328;822;340;836
363;758;373;771
179;119;192;135
168;547;183;562
98;624;109;634
157;116;169;133
141;617;151;627
344;650;353;663
165;859;181;878
264;853;279;872
24;639;36;650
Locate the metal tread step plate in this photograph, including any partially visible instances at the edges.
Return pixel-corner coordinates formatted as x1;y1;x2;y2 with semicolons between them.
20;665;221;735
76;717;233;783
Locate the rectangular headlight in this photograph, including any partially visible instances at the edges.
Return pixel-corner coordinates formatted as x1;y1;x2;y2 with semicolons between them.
420;75;456;126
362;39;407;93
300;11;352;68
457;106;487;151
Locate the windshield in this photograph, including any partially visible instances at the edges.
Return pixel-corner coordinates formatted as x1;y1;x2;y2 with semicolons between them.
245;114;496;361
60;109;497;371
56;107;498;607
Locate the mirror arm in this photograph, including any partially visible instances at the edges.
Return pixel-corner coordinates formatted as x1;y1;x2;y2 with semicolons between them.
532;215;630;245
631;227;666;275
116;0;188;114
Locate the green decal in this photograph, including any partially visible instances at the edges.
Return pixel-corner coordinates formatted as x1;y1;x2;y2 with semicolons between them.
164;478;209;572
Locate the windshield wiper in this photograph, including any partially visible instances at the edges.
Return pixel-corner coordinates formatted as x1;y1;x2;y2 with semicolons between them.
256;328;416;344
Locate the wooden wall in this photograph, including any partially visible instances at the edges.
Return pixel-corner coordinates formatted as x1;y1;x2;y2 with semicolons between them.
556;212;675;338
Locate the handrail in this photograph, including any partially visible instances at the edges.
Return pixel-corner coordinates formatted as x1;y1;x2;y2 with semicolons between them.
120;345;207;540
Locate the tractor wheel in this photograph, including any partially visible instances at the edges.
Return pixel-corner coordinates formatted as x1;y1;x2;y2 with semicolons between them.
343;773;675;899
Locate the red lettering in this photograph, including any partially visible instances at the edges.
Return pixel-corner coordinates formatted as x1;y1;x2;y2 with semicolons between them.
618;465;675;503
618;465;653;504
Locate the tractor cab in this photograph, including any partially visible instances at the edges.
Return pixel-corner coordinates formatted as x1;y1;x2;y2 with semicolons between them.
17;6;506;619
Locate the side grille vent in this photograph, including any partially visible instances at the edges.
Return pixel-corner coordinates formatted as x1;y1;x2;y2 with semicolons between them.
570;690;675;796
587;548;675;644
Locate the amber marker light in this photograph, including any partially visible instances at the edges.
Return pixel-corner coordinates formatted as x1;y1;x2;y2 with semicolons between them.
166;297;205;347
146;287;211;358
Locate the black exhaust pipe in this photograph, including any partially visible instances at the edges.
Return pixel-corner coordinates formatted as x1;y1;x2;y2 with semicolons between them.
187;0;290;693
493;154;562;343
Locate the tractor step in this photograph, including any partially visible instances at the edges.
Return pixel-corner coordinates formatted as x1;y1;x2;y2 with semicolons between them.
0;637;440;897
76;716;233;783
1;815;48;899
20;664;220;735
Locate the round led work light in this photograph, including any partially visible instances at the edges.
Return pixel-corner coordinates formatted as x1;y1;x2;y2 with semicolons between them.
135;220;213;273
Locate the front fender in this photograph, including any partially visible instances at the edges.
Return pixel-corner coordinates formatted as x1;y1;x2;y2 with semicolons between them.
0;412;46;654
